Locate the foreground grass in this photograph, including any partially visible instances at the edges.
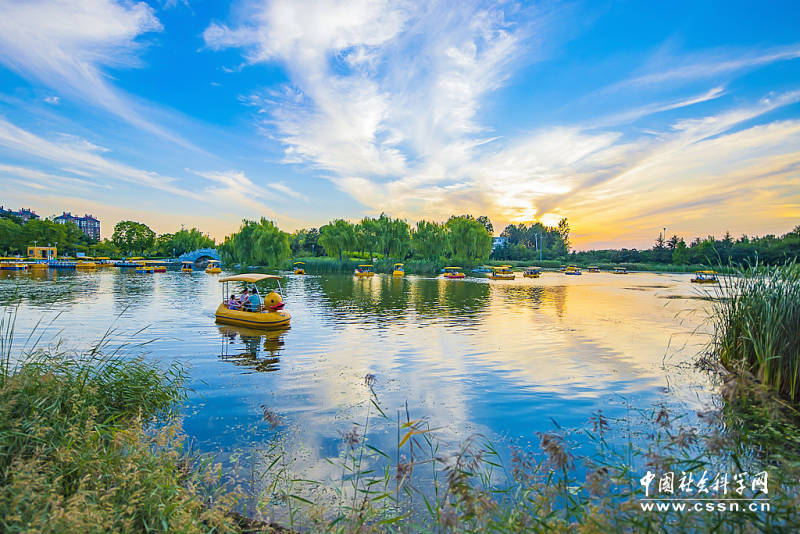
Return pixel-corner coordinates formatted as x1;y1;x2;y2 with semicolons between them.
0;311;249;533
710;260;800;401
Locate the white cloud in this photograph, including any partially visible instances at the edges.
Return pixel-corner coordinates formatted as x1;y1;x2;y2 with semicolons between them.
617;44;800;89
44;95;60;105
205;0;527;181
0;0;189;144
0;117;202;199
206;1;800;244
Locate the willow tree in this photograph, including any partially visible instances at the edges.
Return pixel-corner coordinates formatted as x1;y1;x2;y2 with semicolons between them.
445;215;492;264
219;218;290;267
319;219;357;261
411;220;447;260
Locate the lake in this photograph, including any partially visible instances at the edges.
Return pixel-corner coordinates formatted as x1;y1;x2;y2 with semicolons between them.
0;267;718;484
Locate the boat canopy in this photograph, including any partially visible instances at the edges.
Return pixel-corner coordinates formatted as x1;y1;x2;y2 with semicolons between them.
219;273;282;283
696;270;717;274
182;261;193;264
444;266;462;270
293;261;305;265
208;259;220;263
358;264;373;267
394;263;404;267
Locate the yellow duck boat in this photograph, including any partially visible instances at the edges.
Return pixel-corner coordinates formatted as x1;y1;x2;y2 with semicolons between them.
215;273;291;328
292;261;306;275
443;266;465;279
565;265;582;276
206;260;222;274
181;261;193;272
691;270;719;284
392;262;404;277
354;264;374;277
489;265;515;280
523;267;541;278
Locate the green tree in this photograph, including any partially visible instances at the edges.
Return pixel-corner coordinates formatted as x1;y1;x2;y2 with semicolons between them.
477;215;494;235
319;219;357;261
445;215;492;264
411;220;447;260
218;218;290;267
672;239;689;265
112;221;156;255
556;218;571;253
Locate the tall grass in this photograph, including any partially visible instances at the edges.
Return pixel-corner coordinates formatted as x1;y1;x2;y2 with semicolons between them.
0;312;242;533
239;376;799;532
710;260;800;401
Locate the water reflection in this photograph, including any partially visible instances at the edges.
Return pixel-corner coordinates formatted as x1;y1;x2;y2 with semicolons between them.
218;325;287;373
0;269;103;307
0;269;717;479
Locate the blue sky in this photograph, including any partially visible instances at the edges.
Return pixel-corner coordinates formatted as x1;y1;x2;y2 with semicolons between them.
0;0;798;249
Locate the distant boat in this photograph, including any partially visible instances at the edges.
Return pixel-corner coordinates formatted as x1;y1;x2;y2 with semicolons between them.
488;265;515;280
691;270;719;284
523;267;541;278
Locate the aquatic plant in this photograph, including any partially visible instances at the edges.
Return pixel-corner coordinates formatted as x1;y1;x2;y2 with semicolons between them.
710;260;800;401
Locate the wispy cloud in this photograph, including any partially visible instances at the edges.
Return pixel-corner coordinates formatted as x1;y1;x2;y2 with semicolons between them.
615;44;800;90
205;0;530;180
0;0;191;146
0;117;202;199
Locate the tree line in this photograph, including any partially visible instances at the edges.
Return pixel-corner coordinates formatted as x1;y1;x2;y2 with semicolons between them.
0;212;214;258
569;227;800;266
219;213;495;267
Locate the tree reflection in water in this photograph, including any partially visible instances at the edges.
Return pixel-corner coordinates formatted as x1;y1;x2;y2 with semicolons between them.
217;325;288;373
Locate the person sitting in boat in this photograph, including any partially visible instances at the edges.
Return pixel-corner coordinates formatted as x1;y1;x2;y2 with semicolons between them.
227;295;241;310
247;288;262;312
238;288;249;306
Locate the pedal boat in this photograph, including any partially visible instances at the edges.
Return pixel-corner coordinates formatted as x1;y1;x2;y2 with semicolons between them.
392;263;405;277
443;266;465;279
206;260;222;274
691;270;719;284
523;267;541;278
564;265;582;275
135;261;154;273
181;261;193;272
586;265;600;273
215;274;291;328
292;261;306;275
145;260;166;272
489;266;515;280
76;260;98;270
613;266;629;274
354;264;374;277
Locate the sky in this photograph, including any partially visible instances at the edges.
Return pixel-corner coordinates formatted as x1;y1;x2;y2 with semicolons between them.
0;0;798;250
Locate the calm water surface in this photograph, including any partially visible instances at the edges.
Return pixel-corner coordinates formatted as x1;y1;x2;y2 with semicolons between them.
0;268;719;480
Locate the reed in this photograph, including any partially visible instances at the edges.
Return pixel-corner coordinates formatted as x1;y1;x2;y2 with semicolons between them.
0;315;240;533
710;260;800;401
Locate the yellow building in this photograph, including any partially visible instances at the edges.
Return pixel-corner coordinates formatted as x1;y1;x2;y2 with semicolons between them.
27;246;57;260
